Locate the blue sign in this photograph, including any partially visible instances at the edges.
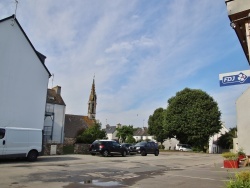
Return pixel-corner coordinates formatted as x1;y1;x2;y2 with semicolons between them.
219;70;250;87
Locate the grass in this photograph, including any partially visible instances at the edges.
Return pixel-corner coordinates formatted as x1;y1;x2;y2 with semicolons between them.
226;171;250;188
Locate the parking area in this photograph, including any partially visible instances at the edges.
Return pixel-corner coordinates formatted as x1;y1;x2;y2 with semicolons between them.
0;152;248;188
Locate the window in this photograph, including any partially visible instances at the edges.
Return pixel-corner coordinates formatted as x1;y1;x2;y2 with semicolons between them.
0;128;5;139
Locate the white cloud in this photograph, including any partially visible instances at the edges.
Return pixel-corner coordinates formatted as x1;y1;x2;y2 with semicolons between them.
0;0;246;129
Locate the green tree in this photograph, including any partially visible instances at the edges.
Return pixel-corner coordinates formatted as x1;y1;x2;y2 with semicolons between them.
116;125;134;143
217;127;237;149
148;108;170;145
125;135;136;143
76;122;106;144
164;88;222;152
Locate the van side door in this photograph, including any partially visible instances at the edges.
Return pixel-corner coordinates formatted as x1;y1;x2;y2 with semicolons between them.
0;128;6;155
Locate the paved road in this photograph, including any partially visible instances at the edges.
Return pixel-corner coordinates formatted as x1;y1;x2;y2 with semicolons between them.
0;152;247;188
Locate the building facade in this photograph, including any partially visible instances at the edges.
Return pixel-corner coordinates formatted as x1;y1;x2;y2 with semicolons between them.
44;86;66;144
0;15;50;130
236;87;250;155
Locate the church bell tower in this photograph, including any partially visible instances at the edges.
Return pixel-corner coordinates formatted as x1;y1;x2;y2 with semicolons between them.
88;77;97;119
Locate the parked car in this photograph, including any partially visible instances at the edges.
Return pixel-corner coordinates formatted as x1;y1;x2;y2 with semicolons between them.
179;145;192;152
134;141;159;156
175;144;191;150
121;143;137;155
89;140;128;157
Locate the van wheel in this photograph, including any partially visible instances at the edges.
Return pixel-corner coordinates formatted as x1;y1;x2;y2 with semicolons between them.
155;150;159;156
27;150;38;162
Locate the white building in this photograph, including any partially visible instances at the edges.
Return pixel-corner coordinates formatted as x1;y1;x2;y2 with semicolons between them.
133;127;156;142
0;15;51;130
208;123;228;154
236;87;250;155
162;138;179;150
105;124;119;140
44;86;66;143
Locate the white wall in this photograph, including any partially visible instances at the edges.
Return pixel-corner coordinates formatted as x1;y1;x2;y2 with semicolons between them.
107;130;118;140
44;104;65;143
162;138;179;150
0;19;49;130
236;87;250;155
208;123;228;154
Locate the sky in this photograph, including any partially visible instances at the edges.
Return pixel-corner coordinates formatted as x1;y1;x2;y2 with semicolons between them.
1;0;250;129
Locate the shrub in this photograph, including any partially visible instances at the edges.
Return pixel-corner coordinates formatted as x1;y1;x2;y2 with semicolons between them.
226;171;250;188
158;145;165;150
237;148;246;156
63;145;74;154
222;152;238;160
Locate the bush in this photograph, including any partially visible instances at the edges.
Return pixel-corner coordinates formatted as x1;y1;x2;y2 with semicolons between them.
63;145;74;154
226;171;250;188
158;145;165;149
222;152;238;160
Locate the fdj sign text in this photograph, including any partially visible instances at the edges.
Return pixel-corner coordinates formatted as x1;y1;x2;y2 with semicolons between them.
223;76;235;83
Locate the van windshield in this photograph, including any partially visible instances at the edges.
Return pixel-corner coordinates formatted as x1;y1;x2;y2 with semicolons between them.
0;128;5;139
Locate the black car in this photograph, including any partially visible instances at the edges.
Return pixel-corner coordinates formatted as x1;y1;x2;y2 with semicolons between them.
89;140;128;157
134;141;159;156
121;143;137;155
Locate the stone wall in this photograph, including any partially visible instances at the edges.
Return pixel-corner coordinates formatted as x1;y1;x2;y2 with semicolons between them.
43;143;90;155
64;138;76;145
74;144;90;154
43;143;63;155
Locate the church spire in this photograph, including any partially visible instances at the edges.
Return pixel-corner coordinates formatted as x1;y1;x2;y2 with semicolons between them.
88;76;97;119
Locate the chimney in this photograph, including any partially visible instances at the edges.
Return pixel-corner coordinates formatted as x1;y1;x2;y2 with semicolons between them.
52;86;61;95
116;123;121;128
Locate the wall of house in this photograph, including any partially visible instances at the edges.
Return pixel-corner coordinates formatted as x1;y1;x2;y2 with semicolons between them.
107;131;118;140
236;87;250;155
0;18;49;130
162;138;179;150
44;103;65;143
208;123;228;154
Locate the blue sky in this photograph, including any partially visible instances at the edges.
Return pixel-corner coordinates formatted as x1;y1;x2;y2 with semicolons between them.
1;0;250;129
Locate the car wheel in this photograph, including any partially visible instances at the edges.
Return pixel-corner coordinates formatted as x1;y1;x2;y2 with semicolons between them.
27;150;38;162
91;153;96;156
155;150;159;156
122;150;127;157
180;149;183;151
141;150;146;156
102;150;109;157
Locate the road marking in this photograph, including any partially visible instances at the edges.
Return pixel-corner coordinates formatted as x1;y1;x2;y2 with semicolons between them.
167;174;218;181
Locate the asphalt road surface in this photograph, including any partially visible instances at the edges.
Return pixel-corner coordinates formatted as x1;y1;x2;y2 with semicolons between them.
0;152;247;188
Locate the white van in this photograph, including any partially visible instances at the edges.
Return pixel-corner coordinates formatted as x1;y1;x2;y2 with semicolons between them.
0;127;43;161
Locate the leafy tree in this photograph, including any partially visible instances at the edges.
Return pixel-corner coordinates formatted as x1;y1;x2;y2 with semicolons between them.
217;127;237;149
148;108;171;145
76;122;106;144
125;135;136;143
116;125;134;143
164;88;222;152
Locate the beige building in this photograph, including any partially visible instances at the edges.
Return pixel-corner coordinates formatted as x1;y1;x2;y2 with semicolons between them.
236;87;250;155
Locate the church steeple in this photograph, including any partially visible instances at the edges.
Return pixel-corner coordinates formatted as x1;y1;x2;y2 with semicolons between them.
88;77;97;119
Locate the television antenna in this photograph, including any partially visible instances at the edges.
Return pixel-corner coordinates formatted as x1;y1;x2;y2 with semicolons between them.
11;0;18;26
51;74;54;88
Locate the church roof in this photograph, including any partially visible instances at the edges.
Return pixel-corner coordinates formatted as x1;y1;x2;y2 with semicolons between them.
64;114;95;138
